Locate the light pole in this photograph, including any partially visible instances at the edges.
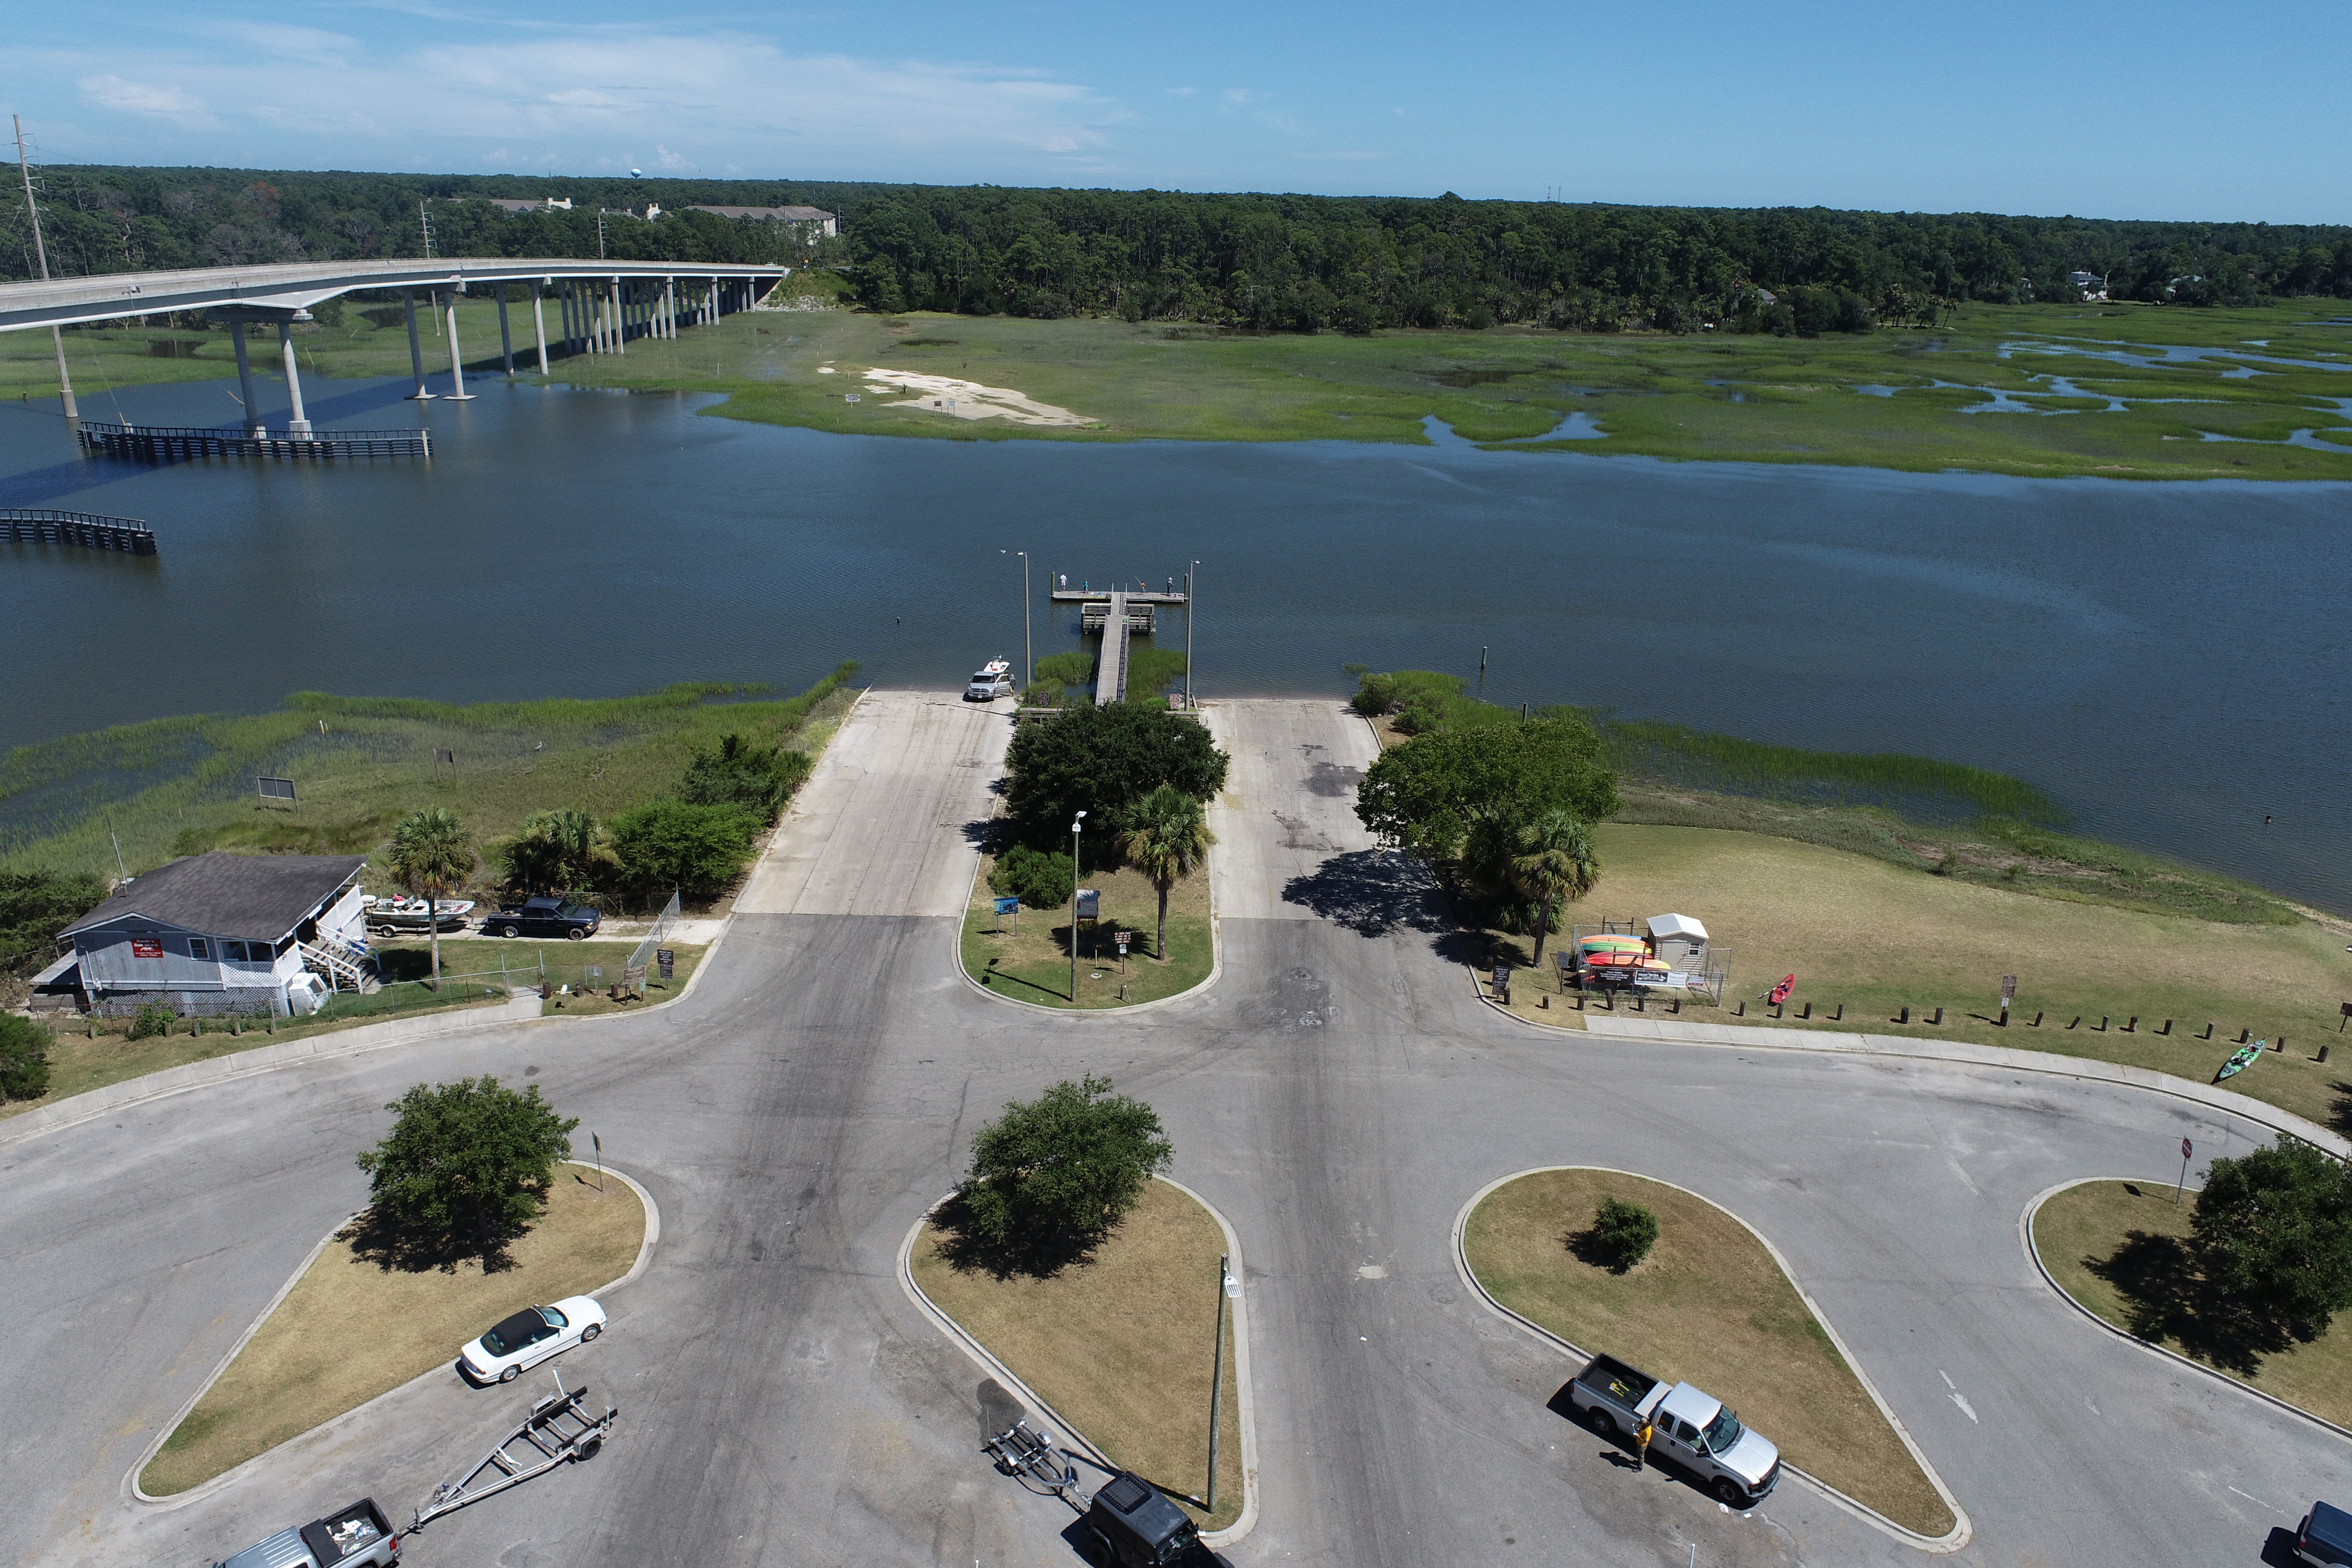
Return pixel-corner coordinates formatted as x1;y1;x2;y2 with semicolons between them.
1069;811;1087;1000
1185;560;1200;707
1004;548;1032;687
1207;1254;1238;1511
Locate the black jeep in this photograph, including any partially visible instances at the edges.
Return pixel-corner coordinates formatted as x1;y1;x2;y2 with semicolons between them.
1079;1473;1228;1568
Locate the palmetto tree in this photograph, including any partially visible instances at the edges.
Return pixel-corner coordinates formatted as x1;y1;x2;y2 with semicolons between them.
1510;809;1599;967
1120;785;1214;963
501;809;612;896
389;807;477;990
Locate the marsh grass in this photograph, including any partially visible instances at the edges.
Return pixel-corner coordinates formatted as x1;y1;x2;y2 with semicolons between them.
12;301;2346;479
1464;1168;1953;1536
0;667;858;891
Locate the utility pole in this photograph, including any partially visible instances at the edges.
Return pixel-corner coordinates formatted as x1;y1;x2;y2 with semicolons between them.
419;199;435;260
1207;1255;1237;1511
13;115;77;420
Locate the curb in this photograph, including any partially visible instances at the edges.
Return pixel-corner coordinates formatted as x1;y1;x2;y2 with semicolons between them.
895;1175;1259;1547
0;689;875;1153
951;721;1225;1020
1508;1007;2351;1162
2019;1176;2352;1445
125;1161;660;1510
1450;1166;1973;1555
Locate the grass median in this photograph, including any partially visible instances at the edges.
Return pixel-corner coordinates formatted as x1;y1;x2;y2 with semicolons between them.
140;1162;643;1496
910;1178;1242;1531
2032;1179;2352;1430
1463;1167;1955;1538
1477;823;2352;1133
962;858;1211;1009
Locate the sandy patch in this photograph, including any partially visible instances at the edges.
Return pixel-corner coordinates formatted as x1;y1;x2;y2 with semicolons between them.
861;367;1093;426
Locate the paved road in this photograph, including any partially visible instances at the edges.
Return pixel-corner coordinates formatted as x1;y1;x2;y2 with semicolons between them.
3;695;2341;1568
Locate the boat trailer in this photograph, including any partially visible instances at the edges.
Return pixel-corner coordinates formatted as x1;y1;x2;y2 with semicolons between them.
411;1373;617;1531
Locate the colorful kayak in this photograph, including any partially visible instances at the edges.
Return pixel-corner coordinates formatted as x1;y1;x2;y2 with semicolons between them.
2215;1041;2264;1082
1767;974;1796;1006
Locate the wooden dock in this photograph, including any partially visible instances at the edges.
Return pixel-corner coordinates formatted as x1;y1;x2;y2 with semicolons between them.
1098;591;1133;702
1;508;156;554
77;421;431;462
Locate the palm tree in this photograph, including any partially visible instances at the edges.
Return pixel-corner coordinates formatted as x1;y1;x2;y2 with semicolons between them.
1510;810;1599;967
502;808;610;895
389;807;477;990
1120;785;1214;963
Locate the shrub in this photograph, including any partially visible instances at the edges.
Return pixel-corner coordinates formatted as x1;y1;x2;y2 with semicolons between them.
1351;672;1402;717
355;1076;578;1264
680;733;812;824
954;1074;1172;1265
0;1013;52;1100
990;843;1076;911
1589;1196;1660;1272
2192;1140;2352;1342
497;808;615;896
608;799;763;906
0;867;105;979
126;1001;177;1040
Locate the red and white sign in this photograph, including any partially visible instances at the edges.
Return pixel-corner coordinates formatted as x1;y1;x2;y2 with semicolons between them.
130;938;163;959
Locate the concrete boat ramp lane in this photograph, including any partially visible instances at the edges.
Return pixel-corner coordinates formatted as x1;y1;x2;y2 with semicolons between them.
2;694;2343;1568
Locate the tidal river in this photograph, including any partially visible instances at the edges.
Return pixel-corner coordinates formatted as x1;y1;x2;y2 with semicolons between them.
3;374;2348;912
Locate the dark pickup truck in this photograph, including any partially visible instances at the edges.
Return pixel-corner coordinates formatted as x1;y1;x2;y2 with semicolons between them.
1081;1472;1231;1568
485;897;601;941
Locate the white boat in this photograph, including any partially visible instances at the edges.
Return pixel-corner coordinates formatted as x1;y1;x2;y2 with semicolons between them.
982;658;1011;677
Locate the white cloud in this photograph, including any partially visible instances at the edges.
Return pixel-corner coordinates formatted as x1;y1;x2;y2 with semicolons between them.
40;30;1119;175
1289;150;1383;162
77;74;206;118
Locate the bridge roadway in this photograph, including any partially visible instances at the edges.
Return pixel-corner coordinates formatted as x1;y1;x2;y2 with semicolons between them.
0;258;789;334
2;693;2340;1568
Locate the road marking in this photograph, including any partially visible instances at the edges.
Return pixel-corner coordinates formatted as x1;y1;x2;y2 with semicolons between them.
1939;1369;1978;1423
2084;1394;2100;1416
2229;1485;2280;1511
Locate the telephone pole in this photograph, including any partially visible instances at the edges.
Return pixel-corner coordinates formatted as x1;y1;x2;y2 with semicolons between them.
12;116;77;420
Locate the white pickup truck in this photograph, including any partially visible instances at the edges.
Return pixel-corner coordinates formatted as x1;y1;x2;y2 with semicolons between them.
1565;1353;1781;1505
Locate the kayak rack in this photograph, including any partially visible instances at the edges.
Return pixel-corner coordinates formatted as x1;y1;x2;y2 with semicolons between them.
411;1372;617;1531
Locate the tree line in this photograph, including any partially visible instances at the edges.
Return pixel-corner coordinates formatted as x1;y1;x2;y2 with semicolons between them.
10;165;2352;337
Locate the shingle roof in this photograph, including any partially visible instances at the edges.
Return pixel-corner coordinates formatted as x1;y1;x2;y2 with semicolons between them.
60;852;367;943
687;205;834;223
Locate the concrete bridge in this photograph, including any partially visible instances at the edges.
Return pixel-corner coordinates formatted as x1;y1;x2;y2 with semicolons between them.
0;257;790;432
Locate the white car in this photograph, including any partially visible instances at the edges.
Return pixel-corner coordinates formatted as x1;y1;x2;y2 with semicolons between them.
459;1296;606;1384
964;668;1015;702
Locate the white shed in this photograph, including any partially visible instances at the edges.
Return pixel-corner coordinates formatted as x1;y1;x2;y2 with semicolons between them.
1645;913;1709;966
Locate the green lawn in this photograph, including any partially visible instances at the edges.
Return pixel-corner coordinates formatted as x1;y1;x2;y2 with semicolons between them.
962;857;1212;1010
1464;1168;1953;1537
2033;1180;2352;1428
8;299;2347;480
1483;823;2352;1133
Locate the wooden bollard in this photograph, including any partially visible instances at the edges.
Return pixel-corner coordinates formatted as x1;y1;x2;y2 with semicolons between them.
1932;1006;1945;1024
1800;1001;1812;1019
1539;994;1549;1009
2097;1015;2109;1032
1771;1001;1782;1019
2032;1010;2044;1027
1634;992;1644;1011
2202;1022;2214;1039
2159;1019;2171;1035
2320;1044;2332;1064
1832;1003;1844;1021
2125;1016;2137;1032
2238;1026;2251;1044
2272;1035;2284;1052
1899;1006;1911;1024
1670;997;1680;1014
2068;1016;2081;1029
1734;1000;1745;1016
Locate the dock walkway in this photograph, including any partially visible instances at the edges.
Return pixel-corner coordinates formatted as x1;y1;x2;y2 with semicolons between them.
1;508;156;554
1099;591;1132;703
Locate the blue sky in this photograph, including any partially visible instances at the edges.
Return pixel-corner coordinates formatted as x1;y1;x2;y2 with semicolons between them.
6;0;2344;222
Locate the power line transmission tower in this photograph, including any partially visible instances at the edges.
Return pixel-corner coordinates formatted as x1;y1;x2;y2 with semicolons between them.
11;115;76;419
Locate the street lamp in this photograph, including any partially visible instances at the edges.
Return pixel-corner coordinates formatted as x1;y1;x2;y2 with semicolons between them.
1069;811;1087;1001
1185;560;1201;707
1004;548;1032;687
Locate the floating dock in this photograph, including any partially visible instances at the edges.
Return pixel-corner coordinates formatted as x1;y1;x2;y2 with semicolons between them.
1052;582;1186;703
77;421;430;462
1;508;156;554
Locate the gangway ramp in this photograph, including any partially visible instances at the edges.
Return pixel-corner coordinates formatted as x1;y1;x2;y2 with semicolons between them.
1098;591;1132;703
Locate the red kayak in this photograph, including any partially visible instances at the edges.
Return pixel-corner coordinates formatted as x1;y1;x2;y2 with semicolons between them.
1768;974;1796;1006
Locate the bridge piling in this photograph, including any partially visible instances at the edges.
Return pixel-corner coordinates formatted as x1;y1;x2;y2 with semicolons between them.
442;291;475;400
609;279;625;355
229;322;264;437
402;290;435;400
497;283;514;376
532;283;549;375
277;321;311;437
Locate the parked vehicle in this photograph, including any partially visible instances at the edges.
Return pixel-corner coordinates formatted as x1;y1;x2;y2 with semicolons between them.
459;1297;607;1384
2297;1501;2352;1566
486;896;600;940
1563;1353;1781;1505
1080;1471;1230;1568
965;659;1015;702
362;895;474;937
213;1496;398;1568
